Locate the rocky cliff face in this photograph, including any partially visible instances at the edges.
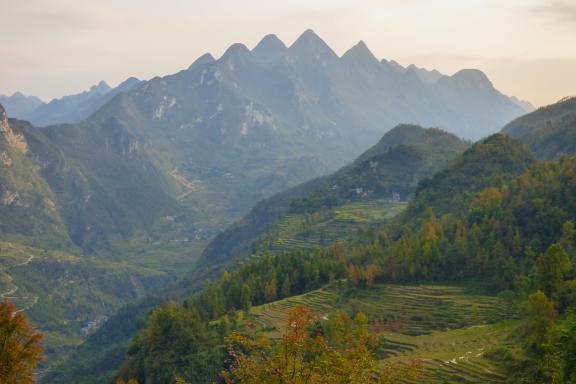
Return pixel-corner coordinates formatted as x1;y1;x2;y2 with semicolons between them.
0;104;28;153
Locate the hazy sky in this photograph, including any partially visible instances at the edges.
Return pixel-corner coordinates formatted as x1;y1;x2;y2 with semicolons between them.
1;0;575;106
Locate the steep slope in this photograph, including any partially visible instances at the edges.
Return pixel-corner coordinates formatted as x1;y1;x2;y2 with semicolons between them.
502;96;576;159
199;125;468;270
23;78;141;126
40;124;468;384
0;104;182;361
0;92;45;118
3;113;180;252
401;133;535;226
0;29;533;378
33;117;180;251
0;105;69;247
103;140;574;384
66;30;528;234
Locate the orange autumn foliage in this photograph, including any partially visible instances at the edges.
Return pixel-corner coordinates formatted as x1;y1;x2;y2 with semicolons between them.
223;306;420;384
0;300;44;384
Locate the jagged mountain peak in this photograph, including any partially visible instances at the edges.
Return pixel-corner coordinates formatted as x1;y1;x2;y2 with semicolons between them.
289;29;337;60
117;77;141;89
253;34;286;52
387;59;406;73
342;40;379;66
252;34;287;63
405;64;443;84
188;53;216;70
221;43;251;59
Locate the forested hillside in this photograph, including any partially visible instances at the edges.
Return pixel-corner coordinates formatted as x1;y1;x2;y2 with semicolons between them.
199;125;468;272
0;30;533;372
502;96;576;159
0;105;197;360
52;132;575;384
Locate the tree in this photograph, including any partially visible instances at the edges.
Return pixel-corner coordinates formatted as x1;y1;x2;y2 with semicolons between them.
355;312;368;339
264;278;278;302
535;243;572;299
526;291;556;346
241;283;252;312
558;280;576;314
0;300;44;384
223;306;419;384
548;311;576;383
365;265;378;288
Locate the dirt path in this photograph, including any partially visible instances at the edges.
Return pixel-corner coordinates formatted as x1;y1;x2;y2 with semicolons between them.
0;243;37;311
169;168;202;201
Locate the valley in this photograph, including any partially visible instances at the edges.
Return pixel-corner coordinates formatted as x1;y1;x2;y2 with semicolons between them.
0;16;574;384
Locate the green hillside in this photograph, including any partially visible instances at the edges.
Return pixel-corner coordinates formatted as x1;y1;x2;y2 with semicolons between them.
0;241;171;358
98;134;576;384
502;96;576;159
200;125;468;270
255;200;406;254
250;283;520;383
0;106;206;363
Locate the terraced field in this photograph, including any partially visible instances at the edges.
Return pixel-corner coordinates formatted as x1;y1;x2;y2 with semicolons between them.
260;200;406;254
0;241;171;355
249;283;520;383
384;322;518;384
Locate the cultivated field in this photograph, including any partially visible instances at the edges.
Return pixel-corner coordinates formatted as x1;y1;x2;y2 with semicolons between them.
250;283;520;383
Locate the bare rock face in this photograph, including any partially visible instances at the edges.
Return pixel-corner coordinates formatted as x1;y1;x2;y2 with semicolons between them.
0;104;28;153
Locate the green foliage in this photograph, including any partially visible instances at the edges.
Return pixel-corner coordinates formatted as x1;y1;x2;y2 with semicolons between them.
49;100;576;383
526;291;556;346
365;155;576;289
113;148;576;383
115;248;349;383
403;134;535;223
200;124;467;270
289;126;467;215
502;96;576;160
535;243;572;299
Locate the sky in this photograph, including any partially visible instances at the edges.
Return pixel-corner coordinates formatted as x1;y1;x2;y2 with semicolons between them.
1;0;575;107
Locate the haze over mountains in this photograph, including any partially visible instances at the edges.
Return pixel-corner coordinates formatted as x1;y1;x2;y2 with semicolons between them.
0;30;531;238
23;78;142;127
0;92;44;117
0;29;550;380
1;78;142;127
198;124;469;271
3;30;530;138
44;95;576;384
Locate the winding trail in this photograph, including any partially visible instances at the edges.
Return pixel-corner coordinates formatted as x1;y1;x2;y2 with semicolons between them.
0;243;37;311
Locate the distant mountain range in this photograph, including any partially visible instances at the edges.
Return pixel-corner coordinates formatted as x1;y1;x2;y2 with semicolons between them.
4;30;531;138
22;78;141;126
0;78;142;126
0;30;543;373
0;92;44;117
